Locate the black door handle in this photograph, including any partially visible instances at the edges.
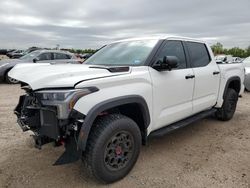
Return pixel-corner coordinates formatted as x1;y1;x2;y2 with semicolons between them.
185;75;195;79
213;71;220;75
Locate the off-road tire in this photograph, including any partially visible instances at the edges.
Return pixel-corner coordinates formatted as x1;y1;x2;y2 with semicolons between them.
82;114;141;183
216;88;238;121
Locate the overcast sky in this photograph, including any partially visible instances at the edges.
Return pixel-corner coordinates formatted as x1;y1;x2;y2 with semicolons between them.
0;0;250;49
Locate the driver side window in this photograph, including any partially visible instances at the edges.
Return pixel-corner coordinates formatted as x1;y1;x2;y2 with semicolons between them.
38;53;53;61
157;41;187;69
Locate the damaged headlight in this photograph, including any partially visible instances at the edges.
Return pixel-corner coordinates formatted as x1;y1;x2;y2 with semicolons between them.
36;87;98;109
40;91;74;101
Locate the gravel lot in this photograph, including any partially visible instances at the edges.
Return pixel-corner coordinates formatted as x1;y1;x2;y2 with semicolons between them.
0;55;8;60
0;84;250;188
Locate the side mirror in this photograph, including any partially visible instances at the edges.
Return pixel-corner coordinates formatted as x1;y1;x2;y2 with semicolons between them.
33;58;39;63
153;56;179;71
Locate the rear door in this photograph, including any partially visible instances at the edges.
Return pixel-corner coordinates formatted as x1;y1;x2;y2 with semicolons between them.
149;40;195;131
185;42;220;114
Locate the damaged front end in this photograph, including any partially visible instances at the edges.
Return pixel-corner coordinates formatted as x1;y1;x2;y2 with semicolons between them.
14;83;98;165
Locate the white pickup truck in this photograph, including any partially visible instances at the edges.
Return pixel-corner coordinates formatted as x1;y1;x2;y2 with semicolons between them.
9;36;245;183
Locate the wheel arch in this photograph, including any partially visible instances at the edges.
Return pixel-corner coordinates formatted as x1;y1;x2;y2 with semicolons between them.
223;76;241;99
77;95;151;151
3;66;14;80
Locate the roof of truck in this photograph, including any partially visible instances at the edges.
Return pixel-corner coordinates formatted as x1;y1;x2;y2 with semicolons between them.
113;35;206;44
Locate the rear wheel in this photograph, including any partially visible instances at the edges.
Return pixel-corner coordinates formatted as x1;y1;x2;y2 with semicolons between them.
83;114;141;183
5;70;19;84
216;88;238;121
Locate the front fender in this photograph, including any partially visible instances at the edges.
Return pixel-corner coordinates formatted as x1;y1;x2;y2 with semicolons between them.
77;95;150;151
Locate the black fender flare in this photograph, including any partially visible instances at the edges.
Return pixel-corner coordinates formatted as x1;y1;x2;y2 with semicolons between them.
4;66;14;78
77;95;150;151
223;76;241;99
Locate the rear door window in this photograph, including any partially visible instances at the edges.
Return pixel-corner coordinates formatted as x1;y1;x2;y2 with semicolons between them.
54;53;71;60
187;42;211;68
38;53;53;61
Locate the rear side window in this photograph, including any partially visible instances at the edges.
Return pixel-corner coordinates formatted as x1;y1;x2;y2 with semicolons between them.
38;53;53;61
187;42;211;68
54;53;71;60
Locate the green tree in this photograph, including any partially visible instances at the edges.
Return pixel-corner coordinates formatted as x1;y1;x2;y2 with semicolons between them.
246;46;250;57
227;47;246;58
211;43;250;58
211;42;224;55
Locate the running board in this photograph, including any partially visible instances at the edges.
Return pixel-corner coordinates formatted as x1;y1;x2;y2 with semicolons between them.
149;109;217;138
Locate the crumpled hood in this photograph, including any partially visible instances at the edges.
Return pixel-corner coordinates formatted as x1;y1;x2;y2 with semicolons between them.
8;63;131;90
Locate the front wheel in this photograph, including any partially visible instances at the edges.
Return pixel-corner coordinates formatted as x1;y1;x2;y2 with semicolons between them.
216;88;238;121
83;114;141;183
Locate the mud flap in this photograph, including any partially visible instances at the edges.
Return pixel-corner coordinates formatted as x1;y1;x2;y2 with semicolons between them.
53;137;81;165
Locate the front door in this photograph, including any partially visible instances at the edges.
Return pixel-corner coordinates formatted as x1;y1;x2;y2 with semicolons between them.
149;40;195;131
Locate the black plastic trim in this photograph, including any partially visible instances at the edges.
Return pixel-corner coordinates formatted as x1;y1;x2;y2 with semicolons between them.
223;76;241;99
89;66;130;73
74;75;121;87
148;108;216;138
34;87;75;92
78;95;150;151
182;41;192;68
34;86;99;93
144;40;165;66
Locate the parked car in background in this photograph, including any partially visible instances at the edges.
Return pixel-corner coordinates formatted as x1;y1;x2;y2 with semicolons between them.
0;50;79;84
7;50;24;59
9;47;43;59
215;55;233;64
24;47;43;55
0;49;8;55
74;53;93;63
232;57;242;63
79;53;93;60
243;56;250;91
0;49;16;56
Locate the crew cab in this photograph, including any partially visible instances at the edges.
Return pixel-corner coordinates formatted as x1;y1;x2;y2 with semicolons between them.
9;36;245;183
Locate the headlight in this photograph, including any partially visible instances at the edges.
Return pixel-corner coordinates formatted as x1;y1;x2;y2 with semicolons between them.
36;88;98;101
0;63;9;68
34;88;98;118
40;91;74;101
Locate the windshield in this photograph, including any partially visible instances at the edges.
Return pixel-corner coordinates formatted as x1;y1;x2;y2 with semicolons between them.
243;57;250;67
85;40;158;66
19;51;40;61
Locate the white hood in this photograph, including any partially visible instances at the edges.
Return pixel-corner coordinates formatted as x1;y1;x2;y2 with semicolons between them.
8;63;130;90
